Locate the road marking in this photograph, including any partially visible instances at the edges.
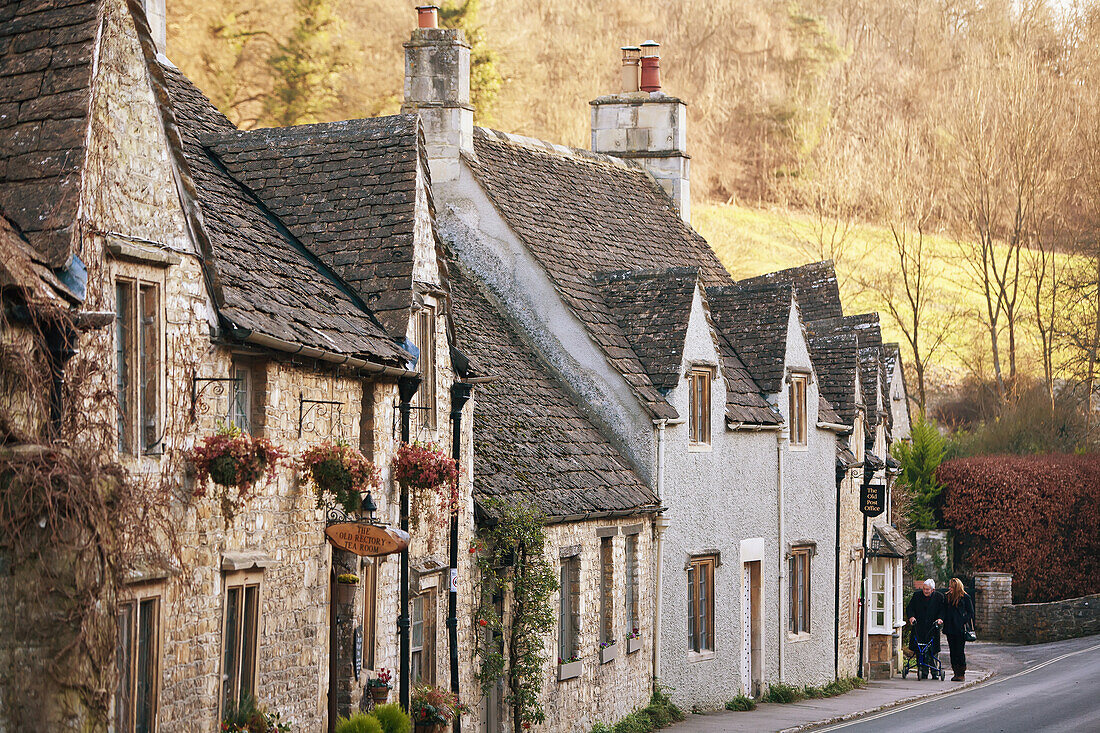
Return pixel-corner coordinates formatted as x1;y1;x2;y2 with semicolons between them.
813;641;1100;731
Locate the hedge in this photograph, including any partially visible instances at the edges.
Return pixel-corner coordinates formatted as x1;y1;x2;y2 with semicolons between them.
938;454;1100;603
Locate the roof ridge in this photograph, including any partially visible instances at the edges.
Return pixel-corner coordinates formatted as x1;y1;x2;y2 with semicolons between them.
206;114;420;145
474;126;641;171
592;265;699;283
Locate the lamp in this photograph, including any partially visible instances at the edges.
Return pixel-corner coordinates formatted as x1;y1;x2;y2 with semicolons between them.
362;490;378;523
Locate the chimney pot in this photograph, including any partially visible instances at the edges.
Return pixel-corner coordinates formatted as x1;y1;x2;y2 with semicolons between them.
621;46;641;93
639;40;661;92
416;5;439;29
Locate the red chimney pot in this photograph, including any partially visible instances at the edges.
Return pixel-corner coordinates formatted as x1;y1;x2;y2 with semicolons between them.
639;40;661;92
416;5;439;29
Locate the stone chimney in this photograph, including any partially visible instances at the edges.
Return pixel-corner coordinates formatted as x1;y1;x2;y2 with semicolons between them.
142;0;167;53
590;41;691;223
401;6;473;183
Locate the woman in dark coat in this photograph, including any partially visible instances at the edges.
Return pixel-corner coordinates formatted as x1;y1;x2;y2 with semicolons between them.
906;578;945;658
943;577;976;680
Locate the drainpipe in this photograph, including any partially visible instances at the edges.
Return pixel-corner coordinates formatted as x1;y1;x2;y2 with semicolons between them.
398;376;421;712
777;430;787;683
652;419;668;683
833;461;845;680
448;382;472;733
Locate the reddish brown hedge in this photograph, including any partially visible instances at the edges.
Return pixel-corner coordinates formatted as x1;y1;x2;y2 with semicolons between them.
938;454;1100;603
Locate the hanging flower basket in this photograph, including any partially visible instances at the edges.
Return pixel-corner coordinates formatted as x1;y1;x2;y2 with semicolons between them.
188;422;286;520
411;684;466;731
393;442;458;530
301;440;382;515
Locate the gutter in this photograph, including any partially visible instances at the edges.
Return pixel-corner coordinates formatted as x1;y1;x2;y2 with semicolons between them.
241;330;418;378
817;420;849;432
540;506;662;525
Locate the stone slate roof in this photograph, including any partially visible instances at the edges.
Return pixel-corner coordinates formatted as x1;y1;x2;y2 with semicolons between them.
733;260;843;324
204;116;423;337
870;523;913;558
158;63;406;365
594;267;698;394
449;262;658;521
0;0;100;268
0;213;79;305
818;394;843;427
465;127;736;421
806;329;861;427
705;281;794;395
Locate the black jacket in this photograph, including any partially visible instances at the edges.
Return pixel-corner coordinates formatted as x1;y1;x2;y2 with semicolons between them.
906;589;946;642
943;593;975;636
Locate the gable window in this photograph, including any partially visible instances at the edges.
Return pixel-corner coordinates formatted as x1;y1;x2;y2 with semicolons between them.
229;362;251;434
115;279;161;455
688;368;711;446
114;592;160;733
624;532;639;637
687;554;716;652
600;537;614;644
411;589;436;684
559;556;580;661
789;374;808;447
221;573;261;713
414;305;437;431
789;547;812;634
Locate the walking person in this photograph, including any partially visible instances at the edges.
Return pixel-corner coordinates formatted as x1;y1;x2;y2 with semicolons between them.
906;578;945;676
943;577;976;681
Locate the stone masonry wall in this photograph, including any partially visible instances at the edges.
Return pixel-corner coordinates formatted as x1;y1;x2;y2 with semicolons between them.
996;593;1100;645
973;572;1013;637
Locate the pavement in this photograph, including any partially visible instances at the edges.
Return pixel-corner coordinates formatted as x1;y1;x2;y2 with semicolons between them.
665;635;1100;732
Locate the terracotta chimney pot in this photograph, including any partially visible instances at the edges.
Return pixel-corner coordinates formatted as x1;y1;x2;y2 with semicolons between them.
416;5;439;29
621;46;641;93
639;40;661;92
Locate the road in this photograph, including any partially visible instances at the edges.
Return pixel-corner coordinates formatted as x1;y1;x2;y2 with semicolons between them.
812;635;1100;733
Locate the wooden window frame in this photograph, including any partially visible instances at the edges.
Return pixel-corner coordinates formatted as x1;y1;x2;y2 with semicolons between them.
115;277;162;455
599;536;614;644
688;367;712;447
789;374;808;447
362;559;378;671
114;586;162;733
411;587;437;685
414;304;437;431
221;571;262;716
229;361;252;435
687;554;716;653
624;533;639;636
851;415;864;464
788;547;811;635
559;556;580;660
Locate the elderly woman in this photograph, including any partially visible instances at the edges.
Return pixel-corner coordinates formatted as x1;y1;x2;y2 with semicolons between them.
943;578;976;680
905;578;945;661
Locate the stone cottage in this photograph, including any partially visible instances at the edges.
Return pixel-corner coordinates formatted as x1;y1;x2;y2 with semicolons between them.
398;11;844;713
0;1;477;730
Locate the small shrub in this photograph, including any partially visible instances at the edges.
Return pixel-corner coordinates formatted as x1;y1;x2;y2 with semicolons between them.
334;713;383;733
803;685;826;699
642;684;685;726
761;682;805;704
724;695;756;711
372;704;412;733
590;724;613;733
612;711;655;733
221;694;291;732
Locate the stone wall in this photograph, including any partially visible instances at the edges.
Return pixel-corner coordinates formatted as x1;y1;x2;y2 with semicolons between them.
996;594;1100;645
973;572;1013;637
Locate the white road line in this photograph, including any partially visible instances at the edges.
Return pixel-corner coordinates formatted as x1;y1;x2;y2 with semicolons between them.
814;642;1100;731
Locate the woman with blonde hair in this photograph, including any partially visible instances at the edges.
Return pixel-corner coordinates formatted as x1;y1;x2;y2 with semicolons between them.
944;578;976;680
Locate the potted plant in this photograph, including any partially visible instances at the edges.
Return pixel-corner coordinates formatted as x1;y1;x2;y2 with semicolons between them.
557;654;582;681
366;667;393;704
410;684;465;733
301;439;382;515
626;627;642;654
599;640;618;664
335;572;359;605
393;442;459;530
220;694;291;732
189;421;286;520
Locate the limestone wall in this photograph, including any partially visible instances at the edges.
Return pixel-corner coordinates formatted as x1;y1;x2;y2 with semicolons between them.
996;594;1100;645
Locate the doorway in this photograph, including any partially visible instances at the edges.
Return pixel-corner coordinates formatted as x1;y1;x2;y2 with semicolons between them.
743;560;763;697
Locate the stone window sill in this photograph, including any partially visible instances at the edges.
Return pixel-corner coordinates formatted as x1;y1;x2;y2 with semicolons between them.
688;443;713;453
787;631;813;643
686;649;715;664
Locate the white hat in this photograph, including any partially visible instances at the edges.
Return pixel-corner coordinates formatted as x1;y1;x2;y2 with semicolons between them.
924;579;936;589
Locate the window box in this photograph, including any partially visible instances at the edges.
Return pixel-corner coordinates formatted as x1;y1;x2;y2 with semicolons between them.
558;660;582;681
600;642;618;664
627;636;643;655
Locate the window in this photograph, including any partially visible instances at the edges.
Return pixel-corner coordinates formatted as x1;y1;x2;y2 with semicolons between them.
222;575;260;713
600;537;614;644
789;374;808;447
411;589;435;684
115;279;160;454
624;533;639;636
115;594;160;733
789;547;811;634
362;560;377;671
559;556;580;660
687;555;716;652
688;368;711;446
869;558;888;633
229;362;251;434
414;305;436;430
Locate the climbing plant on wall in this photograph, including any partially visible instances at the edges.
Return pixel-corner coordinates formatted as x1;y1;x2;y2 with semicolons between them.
472;499;556;732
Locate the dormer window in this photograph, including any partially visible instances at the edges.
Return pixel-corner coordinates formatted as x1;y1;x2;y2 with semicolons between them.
789;374;808;447
688;367;711;446
414;304;437;431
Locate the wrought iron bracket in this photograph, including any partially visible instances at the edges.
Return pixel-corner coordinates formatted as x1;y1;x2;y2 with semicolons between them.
190;376;242;423
299;393;344;439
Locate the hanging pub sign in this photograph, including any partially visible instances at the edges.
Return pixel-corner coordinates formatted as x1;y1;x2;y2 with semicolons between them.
325;522;410;557
860;481;886;517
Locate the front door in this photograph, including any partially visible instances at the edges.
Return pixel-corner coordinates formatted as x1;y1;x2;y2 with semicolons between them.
743;561;763;697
